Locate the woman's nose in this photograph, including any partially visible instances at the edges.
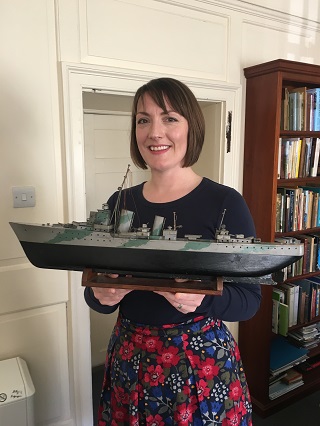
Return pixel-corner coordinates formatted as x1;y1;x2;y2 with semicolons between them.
148;119;164;140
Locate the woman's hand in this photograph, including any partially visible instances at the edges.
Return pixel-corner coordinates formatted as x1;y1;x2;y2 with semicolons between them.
154;283;205;314
91;274;132;306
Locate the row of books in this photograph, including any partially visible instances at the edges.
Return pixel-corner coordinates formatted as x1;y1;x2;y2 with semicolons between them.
281;87;320;131
278;137;320;180
275;187;320;233
274;234;320;279
272;277;320;336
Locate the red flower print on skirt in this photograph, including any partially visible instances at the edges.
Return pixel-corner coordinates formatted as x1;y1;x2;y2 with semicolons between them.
97;315;252;425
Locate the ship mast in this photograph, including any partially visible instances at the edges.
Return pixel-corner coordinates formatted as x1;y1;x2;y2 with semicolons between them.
173;212;177;231
218;209;226;230
111;164;131;232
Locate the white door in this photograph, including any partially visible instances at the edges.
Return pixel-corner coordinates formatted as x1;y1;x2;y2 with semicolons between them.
83;111;150;366
63;65;242;425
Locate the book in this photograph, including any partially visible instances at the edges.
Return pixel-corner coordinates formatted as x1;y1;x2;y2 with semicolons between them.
282;87;289;130
288;90;307;131
278;302;289;337
278;138;303;179
281;368;303;385
285;188;296;231
289;91;298;130
293;139;302;178
291;87;306;131
310;137;320;177
309;234;320;271
295;235;309;274
301;187;320;227
292;283;300;326
278;283;296;327
305;235;315;272
298;287;307;325
304;138;313;176
275;191;284;232
305;276;320;318
306;89;315;130
272;298;279;334
270;336;309;376
272;288;285;334
298;138;307;178
269;378;304;400
295;279;313;323
306;88;320;131
311;193;319;228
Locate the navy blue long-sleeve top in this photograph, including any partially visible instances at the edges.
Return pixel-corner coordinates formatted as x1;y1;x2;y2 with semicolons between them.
84;178;261;324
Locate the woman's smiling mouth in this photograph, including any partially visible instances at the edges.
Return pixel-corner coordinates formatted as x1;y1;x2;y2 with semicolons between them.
149;145;170;151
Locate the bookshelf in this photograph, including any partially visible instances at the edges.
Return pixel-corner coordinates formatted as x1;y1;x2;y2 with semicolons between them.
239;59;320;417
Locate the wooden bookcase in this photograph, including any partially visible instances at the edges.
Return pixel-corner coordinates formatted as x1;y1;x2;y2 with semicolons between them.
239;59;320;417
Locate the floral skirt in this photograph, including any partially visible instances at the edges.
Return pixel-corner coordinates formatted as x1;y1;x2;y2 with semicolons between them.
98;315;252;426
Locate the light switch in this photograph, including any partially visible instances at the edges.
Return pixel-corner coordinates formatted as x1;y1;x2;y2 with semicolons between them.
12;186;36;208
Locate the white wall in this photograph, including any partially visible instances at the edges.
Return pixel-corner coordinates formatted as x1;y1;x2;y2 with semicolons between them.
0;1;72;425
1;1;320;425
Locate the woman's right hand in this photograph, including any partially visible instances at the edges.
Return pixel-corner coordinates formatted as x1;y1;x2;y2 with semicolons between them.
91;274;132;306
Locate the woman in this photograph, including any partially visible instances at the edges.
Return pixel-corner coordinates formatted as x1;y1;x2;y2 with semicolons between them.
84;78;261;426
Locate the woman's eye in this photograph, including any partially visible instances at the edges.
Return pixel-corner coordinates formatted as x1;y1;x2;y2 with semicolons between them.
165;116;178;122
137;117;148;124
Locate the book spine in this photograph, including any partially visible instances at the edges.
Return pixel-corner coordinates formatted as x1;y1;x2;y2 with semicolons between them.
310;138;320;177
314;88;320;131
306;91;314;131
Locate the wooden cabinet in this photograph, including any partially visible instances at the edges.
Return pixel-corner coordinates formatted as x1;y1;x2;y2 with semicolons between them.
239;59;320;416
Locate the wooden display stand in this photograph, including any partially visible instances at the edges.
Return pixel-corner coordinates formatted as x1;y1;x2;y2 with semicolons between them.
82;268;224;295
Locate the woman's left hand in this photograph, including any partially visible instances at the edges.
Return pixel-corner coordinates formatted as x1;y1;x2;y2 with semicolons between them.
154;284;205;313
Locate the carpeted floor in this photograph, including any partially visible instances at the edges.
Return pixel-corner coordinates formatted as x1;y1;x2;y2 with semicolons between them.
92;364;320;426
252;391;320;426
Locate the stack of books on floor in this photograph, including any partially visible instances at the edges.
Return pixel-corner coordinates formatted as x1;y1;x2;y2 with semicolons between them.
269;335;308;400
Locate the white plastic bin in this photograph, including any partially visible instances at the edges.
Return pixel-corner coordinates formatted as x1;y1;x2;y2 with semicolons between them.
0;357;35;426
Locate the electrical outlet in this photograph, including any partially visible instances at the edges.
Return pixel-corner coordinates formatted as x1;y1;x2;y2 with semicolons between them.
12;186;36;208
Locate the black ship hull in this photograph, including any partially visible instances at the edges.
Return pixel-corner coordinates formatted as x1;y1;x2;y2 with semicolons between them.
20;240;300;279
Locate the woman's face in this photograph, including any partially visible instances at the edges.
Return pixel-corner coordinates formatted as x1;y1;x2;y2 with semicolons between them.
135;93;189;173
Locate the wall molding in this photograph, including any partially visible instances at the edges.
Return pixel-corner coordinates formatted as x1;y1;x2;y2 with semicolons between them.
157;0;320;29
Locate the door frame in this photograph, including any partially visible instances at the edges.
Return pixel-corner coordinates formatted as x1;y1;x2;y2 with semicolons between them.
60;62;243;425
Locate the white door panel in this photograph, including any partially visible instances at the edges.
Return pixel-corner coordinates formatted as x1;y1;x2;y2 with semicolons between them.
84;113;150;212
0;304;70;424
83;111;150;367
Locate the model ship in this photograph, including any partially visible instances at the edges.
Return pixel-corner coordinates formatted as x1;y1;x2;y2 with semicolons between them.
9;167;303;282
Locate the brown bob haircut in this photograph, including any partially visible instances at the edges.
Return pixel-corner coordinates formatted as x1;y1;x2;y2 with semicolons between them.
130;78;205;169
